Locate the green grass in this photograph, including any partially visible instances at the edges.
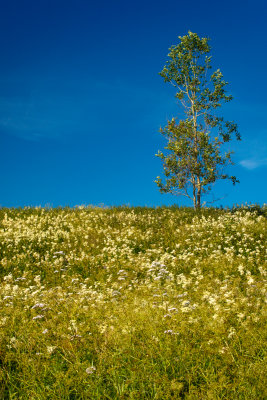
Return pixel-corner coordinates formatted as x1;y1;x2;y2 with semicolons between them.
0;205;266;399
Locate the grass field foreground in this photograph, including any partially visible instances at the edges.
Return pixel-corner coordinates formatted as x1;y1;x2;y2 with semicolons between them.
0;206;266;399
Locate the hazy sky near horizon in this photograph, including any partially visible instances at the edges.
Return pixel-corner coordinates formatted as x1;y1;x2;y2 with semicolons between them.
0;0;266;207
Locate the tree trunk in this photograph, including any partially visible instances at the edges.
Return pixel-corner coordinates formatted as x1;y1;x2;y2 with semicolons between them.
196;177;201;210
191;94;199;211
196;190;201;210
193;197;197;211
193;178;197;210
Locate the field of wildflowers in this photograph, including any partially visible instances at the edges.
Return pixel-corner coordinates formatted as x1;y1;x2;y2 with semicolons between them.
0;205;266;399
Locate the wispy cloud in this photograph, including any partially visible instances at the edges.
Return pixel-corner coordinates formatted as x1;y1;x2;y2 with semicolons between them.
239;158;267;170
0;77;175;142
0;93;81;141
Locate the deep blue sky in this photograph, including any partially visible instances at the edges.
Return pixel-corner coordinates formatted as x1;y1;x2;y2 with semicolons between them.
1;0;266;208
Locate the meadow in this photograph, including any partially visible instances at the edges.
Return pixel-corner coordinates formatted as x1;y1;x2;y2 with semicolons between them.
0;205;266;399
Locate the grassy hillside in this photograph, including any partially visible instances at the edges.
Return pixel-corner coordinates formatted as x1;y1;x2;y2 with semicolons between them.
0;206;266;399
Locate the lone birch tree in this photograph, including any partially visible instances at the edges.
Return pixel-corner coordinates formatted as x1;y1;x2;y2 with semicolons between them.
155;31;241;210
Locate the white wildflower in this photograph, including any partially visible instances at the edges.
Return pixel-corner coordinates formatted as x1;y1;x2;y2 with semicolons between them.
164;329;179;335
32;303;46;309
86;366;96;374
182;300;190;307
238;264;244;275
3;274;13;282
33;275;41;285
47;346;56;354
112;290;121;296
3;296;13;300
246;272;254;285
164;314;171;318
228;327;236;338
32;315;44;320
